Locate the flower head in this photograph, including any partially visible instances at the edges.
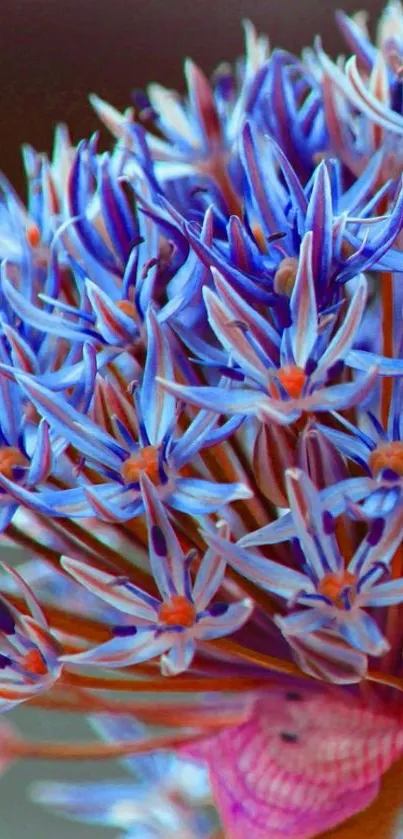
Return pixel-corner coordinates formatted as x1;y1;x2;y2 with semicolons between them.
32;713;214;839
61;474;253;675
159;254;385;428
0;564;62;711
3;6;403;839
213;469;403;662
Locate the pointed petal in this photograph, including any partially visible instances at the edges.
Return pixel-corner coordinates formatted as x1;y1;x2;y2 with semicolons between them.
161;637;195;676
60;556;159;620
289;231;318;367
83;486;143;523
192;546;227;612
61;630;171;668
286;468;341;576
339;611;389;656
140;473;184;598
313;276;367;380
275;607;328;636
27;420;52;486
307;367;378;412
139;308;175;444
0;563;47;628
203;285;268;385
305;161;333;290
85;281;138;345
287;628;368;684
7;370;124;468
211;270;280;358
239;511;295;549
157;378;266;415
360;578;403;607
197;598;254;639
1;269;101;344
169;477;252;515
347;348;403;376
202;529;310;598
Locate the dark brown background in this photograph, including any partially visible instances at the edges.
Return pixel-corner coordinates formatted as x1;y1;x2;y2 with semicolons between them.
0;0;386;197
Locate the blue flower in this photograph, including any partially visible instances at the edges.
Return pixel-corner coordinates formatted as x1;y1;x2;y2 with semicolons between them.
0;563;62;711
31;713;213;839
209;469;403;657
0;307;250;520
0;124;74;265
159;247;387;427
313;377;403;519
1;143;161;354
60;474;253;675
180;124;403;313
314;7;403;181
252;49;326;180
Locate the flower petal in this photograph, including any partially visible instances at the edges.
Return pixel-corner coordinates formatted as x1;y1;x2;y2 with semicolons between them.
60;557;159;620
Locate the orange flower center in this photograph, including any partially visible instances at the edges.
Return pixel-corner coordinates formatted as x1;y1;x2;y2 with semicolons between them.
158;594;196;628
317;571;356;607
22;649;47;676
116;300;137;319
274;257;299;296
0;447;28;480
369;441;403;477
120;445;160;485
26;223;41;248
277;365;307;399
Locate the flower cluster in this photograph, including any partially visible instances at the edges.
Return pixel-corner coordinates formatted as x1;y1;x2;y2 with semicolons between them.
3;3;403;839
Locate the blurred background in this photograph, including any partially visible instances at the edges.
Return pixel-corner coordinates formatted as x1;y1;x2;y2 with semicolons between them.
0;0;387;195
0;0;391;835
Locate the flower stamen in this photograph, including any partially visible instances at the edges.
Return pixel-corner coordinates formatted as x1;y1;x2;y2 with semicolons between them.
0;447;28;479
26;223;41;249
22;649;48;677
158;594;196;628
120;446;160;484
277;365;307;399
369;441;403;476
317;570;357;608
274;257;299;296
116;300;137;319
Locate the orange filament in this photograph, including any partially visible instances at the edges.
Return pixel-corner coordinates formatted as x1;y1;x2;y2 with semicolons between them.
274;257;299;296
26;223;41;248
116;300;137;319
24;402;41;425
318;570;356;607
369;441;403;477
120;446;160;485
277;365;307;399
22;649;47;676
340;239;356;260
158;594;196;628
381;271;394;428
0;447;28;479
251;224;267;253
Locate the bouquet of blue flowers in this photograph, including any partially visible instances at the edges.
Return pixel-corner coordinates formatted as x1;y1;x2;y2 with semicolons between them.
2;3;403;837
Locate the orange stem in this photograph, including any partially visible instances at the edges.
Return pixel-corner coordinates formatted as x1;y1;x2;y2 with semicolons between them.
30;690;251;728
10;730;207;762
380;544;403;673
62;670;266;693
5;593;110;644
381;271;394;428
209;638;314;680
367;669;403;692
